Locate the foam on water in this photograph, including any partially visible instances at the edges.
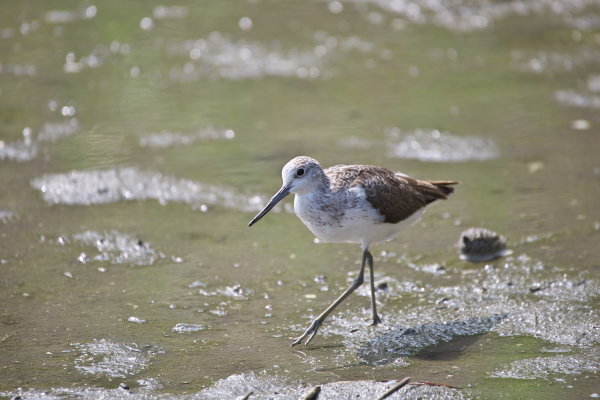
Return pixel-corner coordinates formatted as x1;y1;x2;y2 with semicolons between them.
63;45;112;73
0;373;468;399
358;315;506;365
555;89;600;109
283;253;599;374
510;49;600;74
73;230;161;266
172;323;206;332
587;74;600;93
349;0;598;33
71;339;156;379
0;119;80;162
0;63;37;77
153;6;189;19
139;126;235;149
45;6;97;24
163;31;376;82
385;128;498;162
490;353;600;379
198;372;468;400
30;167;282;213
0;210;14;223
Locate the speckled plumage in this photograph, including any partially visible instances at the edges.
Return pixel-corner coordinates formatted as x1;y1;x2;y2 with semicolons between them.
272;156;459;250
248;156;460;346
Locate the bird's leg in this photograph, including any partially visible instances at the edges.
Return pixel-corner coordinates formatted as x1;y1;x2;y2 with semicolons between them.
291;249;369;346
366;251;382;326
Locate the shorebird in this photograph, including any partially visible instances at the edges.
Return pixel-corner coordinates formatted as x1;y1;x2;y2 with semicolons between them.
248;156;459;346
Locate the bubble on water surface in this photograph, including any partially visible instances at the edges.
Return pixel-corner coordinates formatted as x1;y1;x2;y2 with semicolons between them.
71;339;156;379
239;17;253;31
31;167;285;214
73;230;160;266
140;18;153;30
385;128;499;162
210;309;228;317
329;2;344;13
172;323;205;332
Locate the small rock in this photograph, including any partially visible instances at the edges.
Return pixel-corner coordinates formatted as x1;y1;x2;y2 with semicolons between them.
376;282;389;292
459;227;513;262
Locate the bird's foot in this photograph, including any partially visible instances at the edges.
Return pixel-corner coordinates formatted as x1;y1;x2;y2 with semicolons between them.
291;319;322;346
368;314;383;326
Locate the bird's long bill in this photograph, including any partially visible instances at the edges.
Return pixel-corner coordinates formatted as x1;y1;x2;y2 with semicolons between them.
248;186;291;227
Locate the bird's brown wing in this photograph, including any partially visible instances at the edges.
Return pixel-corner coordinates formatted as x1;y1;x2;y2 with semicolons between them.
326;164;459;224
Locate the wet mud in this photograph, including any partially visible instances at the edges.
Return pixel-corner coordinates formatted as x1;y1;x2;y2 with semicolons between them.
1;0;600;399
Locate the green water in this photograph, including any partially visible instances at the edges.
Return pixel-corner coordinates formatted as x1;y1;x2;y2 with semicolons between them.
1;1;600;399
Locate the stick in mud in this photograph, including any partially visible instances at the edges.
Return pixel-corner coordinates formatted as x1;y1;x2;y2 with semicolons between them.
299;385;321;400
236;391;253;400
374;377;410;400
409;381;463;389
1;332;16;342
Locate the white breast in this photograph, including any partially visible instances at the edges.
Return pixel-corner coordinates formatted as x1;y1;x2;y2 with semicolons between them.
293;188;423;249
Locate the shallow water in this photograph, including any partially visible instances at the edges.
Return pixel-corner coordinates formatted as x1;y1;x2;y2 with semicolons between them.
1;1;600;399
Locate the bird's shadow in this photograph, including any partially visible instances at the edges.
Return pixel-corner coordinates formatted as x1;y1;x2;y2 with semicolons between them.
356;314;507;366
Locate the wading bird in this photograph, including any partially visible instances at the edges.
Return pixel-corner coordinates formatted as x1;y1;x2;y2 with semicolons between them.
248;156;459;346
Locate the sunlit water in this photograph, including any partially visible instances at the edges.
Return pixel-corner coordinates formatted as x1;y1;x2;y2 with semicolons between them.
1;1;600;399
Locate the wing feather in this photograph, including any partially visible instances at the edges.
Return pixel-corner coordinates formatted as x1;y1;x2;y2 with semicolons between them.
325;165;459;224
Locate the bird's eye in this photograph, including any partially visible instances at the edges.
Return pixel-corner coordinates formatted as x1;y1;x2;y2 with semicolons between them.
296;168;305;176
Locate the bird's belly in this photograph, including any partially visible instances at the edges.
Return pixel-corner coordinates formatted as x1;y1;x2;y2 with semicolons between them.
297;200;424;247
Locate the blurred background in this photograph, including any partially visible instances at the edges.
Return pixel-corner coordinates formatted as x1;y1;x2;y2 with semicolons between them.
1;0;599;399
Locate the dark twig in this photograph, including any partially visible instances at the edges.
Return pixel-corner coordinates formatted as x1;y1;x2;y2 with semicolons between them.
409;381;463;389
299;385;321;400
1;332;16;342
374;377;410;400
236;391;253;400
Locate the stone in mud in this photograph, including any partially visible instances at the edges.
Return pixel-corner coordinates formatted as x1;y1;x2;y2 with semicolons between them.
459;227;513;262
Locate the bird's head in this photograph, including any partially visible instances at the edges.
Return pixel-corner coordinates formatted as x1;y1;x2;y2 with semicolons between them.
248;156;323;226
